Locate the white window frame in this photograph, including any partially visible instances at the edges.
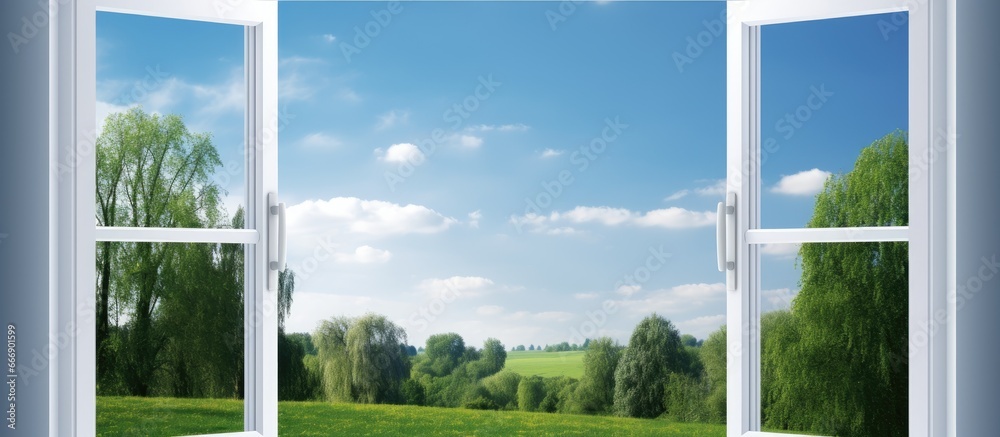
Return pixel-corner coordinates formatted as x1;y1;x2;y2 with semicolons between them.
725;1;949;436
51;0;279;436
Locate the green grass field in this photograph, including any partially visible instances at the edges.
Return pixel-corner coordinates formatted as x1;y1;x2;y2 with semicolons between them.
503;350;585;379
97;396;725;436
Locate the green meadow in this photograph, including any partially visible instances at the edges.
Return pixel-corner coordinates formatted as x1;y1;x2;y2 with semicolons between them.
502;351;586;379
96;396;726;437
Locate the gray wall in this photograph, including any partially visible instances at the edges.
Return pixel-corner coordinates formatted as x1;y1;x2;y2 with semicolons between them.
0;0;50;436
956;0;1000;434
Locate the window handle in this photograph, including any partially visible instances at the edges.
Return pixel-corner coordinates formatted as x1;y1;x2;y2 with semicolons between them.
268;192;287;291
725;192;737;291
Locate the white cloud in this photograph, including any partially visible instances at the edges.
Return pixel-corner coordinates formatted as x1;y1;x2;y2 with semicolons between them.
507;311;531;321
476;305;504;316
322;34;336;43
664;190;689;202
617;282;726;315
298;132;342;150
546;227;579;236
459;135;483;148
339;88;362;103
533;311;575;322
333;245;392;264
574;292;599;300
375;110;410;130
420;276;496;299
615;284;642;296
286;197;457;237
467;123;530;132
96;100;130;132
511;206;716;233
556;206;633;226
761;243;801;258
633;208;717;229
377;143;425;164
540;148;565;158
468;210;482;229
96;67;245;132
675;314;726;339
508;213;548;232
669;282;726;299
763;288;799;310
694;180;727;196
279;56;328;101
771;169;832;196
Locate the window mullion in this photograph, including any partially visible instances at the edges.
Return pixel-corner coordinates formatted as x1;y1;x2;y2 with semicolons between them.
95;227;260;244
746;226;909;245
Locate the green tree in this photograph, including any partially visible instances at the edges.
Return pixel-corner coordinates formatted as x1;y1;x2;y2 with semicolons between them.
314;316;355;402
680;334;698;348
96;107;224;396
471;338;507;379
277;270;295;332
575;337;622;414
613;313;685;418
663;372;709;422
517;375;546;412
346;314;410;404
287;333;318;356
314;314;410;404
764;131;909;436
423;333;466;377
276;269;321;401
700;325;727;423
481;370;522;410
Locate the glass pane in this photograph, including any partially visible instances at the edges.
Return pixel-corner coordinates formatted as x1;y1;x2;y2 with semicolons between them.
760;13;908;229
275;0;728;433
95;241;246;436
761;242;908;436
96;12;246;229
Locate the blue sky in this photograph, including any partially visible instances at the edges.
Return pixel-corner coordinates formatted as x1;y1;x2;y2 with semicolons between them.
96;3;907;348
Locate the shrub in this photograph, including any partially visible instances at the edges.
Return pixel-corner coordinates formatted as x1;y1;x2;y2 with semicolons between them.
464;396;499;410
482;370;522;410
401;378;425;406
663;372;710;422
517;376;546;412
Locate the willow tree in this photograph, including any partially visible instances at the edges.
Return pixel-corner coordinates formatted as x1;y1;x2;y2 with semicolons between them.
575;337;622;414
764;131;909;436
612;313;685;418
314;314;410;404
95;107;223;395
